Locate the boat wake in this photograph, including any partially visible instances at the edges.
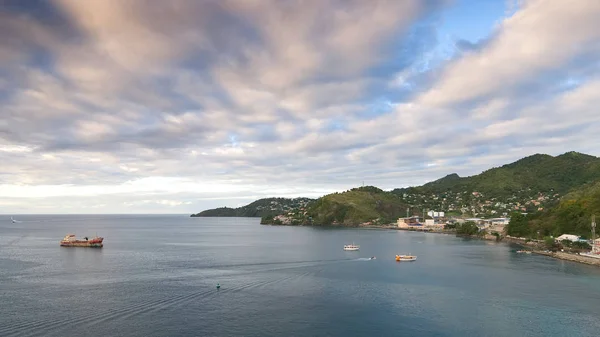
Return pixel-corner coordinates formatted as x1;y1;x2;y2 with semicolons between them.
0;234;28;248
0;286;218;337
165;257;355;272
0;271;316;337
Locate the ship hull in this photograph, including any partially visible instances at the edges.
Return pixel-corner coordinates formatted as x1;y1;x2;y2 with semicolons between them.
60;234;103;248
60;242;103;248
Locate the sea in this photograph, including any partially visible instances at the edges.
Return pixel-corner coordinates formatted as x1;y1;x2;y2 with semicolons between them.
1;215;600;337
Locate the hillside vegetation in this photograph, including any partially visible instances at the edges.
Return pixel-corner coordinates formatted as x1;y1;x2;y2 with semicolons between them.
508;181;600;238
190;197;313;218
404;152;600;196
259;186;412;226
304;186;411;226
392;152;600;217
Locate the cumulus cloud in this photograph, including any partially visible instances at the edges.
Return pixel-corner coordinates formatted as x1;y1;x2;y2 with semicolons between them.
417;0;600;107
1;0;600;213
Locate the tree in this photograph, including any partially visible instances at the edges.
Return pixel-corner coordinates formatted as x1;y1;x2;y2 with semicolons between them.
260;215;274;225
445;222;457;229
491;232;501;241
456;221;479;236
561;239;573;248
572;241;592;250
544;236;560;252
506;212;530;237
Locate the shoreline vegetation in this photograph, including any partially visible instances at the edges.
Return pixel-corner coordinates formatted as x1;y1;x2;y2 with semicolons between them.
505;237;600;267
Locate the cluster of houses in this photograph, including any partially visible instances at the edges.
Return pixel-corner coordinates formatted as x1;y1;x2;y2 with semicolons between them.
396;214;511;233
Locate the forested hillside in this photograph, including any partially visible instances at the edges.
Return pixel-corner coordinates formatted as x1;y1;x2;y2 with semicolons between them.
190;197;313;218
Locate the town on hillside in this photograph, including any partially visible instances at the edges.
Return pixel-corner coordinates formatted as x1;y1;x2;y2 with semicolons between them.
396;189;560;217
396;211;509;233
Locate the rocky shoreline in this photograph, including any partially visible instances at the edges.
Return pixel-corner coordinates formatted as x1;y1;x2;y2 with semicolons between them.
531;251;600;267
502;236;600;267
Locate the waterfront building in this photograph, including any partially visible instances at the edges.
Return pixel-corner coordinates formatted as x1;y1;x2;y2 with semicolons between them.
555;234;581;243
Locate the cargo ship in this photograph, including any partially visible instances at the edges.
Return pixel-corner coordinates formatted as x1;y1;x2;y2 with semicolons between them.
60;234;103;248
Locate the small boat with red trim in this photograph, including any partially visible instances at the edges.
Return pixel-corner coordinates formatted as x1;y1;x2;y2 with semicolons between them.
60;234;103;248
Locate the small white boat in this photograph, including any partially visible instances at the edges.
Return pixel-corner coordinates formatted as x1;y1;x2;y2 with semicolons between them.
395;254;417;262
343;244;360;251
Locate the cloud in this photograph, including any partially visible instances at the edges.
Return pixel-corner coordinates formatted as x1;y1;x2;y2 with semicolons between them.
1;0;600;214
417;0;600;107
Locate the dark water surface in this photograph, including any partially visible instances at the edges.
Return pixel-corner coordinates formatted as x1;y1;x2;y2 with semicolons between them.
1;215;600;337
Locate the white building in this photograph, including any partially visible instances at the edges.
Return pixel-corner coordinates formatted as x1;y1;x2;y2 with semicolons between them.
424;219;445;230
489;218;510;225
555;234;581;242
427;211;445;218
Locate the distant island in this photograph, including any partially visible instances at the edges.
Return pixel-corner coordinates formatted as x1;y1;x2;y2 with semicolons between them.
191;151;600;239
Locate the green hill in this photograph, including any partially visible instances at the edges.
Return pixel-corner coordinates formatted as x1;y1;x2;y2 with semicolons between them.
403;152;600;196
510;181;600;238
190;197;313;217
263;186;411;226
392;151;600;217
308;186;411;226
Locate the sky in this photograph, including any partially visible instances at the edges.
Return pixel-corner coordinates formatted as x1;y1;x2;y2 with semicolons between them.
1;0;600;214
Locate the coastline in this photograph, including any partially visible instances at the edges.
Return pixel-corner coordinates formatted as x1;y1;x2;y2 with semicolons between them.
502;236;600;268
262;222;456;233
531;250;600;267
263;222;600;268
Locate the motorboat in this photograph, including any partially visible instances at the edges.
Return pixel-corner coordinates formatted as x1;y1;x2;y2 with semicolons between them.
395;254;417;262
343;244;360;251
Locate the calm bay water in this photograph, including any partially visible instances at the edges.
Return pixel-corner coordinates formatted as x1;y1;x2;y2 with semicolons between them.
1;214;600;337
